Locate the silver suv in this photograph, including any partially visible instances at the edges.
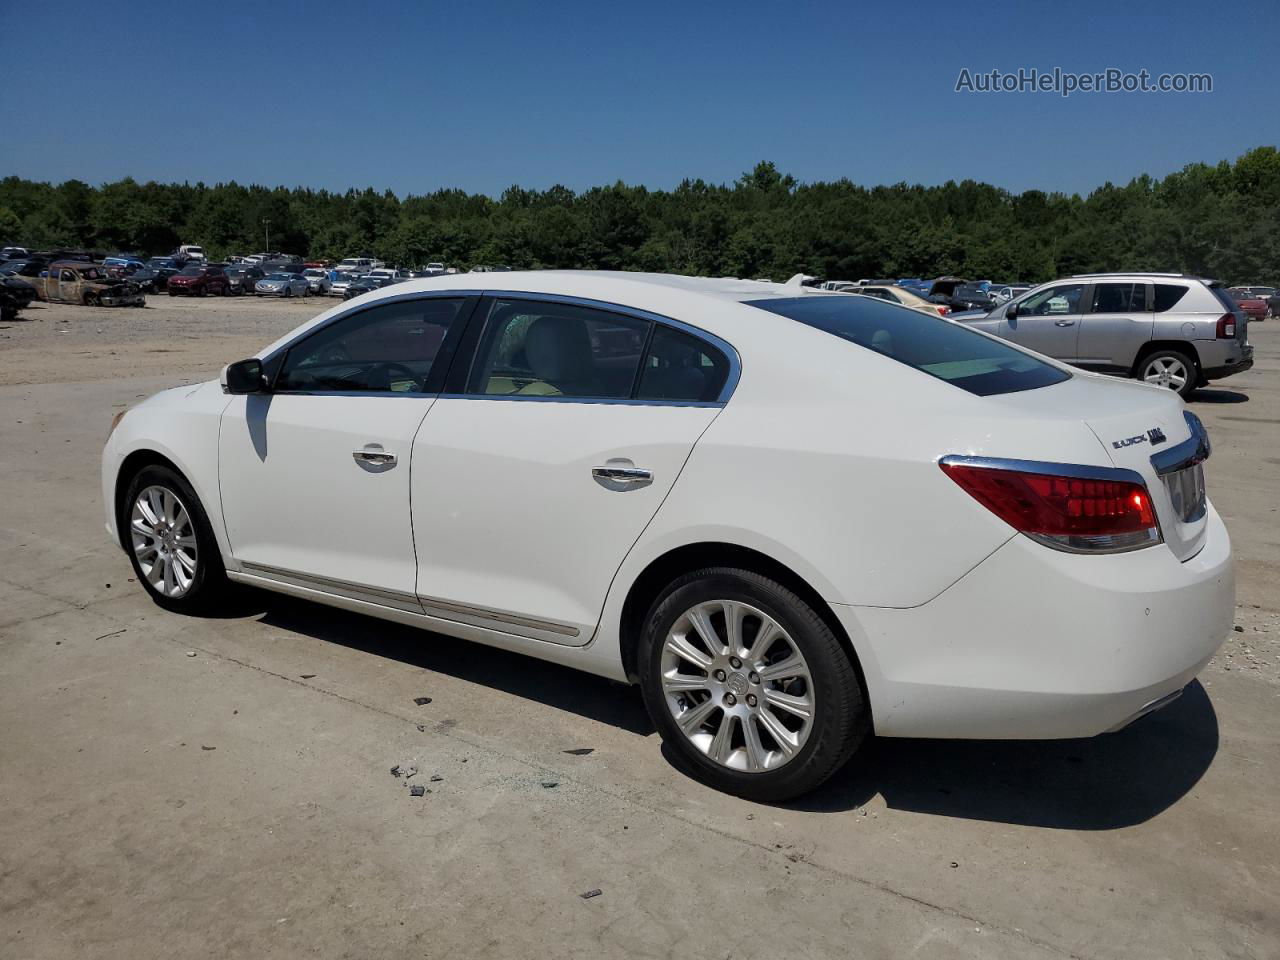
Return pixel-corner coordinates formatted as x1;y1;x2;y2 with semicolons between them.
957;273;1254;398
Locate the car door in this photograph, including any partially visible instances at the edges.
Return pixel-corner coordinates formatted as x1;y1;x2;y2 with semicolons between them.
410;296;734;644
218;295;472;606
999;282;1087;360
1076;281;1153;369
58;268;79;302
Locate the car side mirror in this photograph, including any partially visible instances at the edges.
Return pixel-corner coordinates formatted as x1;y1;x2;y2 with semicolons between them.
222;358;267;394
1005;301;1018;321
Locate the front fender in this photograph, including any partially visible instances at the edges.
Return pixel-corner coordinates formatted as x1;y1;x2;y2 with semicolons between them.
102;381;234;562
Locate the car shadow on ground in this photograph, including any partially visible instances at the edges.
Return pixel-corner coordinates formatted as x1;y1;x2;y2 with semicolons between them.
249;591;657;737
233;589;1218;828
1191;387;1249;404
784;681;1218;829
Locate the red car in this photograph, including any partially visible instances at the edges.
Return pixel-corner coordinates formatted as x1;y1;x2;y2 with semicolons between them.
167;263;229;296
1227;288;1267;321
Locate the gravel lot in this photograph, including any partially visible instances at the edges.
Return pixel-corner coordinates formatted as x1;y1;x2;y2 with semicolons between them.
1;295;1277;959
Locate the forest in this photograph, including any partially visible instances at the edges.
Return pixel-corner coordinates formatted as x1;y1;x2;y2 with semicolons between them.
2;147;1278;284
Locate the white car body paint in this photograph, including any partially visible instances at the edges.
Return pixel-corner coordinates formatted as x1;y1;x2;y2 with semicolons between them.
103;271;1233;740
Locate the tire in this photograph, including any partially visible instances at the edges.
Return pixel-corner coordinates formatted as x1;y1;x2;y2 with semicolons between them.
83;292;98;307
638;567;868;801
1136;348;1197;400
121;464;231;614
284;287;292;298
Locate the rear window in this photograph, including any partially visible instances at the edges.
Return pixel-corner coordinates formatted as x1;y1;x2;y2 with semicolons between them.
1153;284;1189;312
1208;285;1242;313
746;296;1070;397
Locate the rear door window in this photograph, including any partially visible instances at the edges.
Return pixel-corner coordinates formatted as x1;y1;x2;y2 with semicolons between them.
746;295;1070;396
1091;282;1149;313
467;299;650;399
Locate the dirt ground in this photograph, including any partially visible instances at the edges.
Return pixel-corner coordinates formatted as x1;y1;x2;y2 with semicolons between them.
1;294;1277;959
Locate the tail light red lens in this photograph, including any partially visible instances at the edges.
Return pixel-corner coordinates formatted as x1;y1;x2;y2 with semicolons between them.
937;305;950;316
1216;313;1236;338
940;459;1161;553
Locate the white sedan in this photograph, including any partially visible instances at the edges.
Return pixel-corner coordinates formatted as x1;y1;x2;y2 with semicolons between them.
101;272;1233;799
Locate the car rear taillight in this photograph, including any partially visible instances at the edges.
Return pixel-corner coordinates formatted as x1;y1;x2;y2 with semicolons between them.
940;458;1161;553
1216;313;1236;338
936;305;950;316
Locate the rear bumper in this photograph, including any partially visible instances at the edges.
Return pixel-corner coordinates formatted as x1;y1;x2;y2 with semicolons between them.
1202;351;1253;381
838;504;1233;739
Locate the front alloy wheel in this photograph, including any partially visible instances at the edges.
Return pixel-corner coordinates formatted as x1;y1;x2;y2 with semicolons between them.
639;567;868;801
122;465;229;612
130;485;198;598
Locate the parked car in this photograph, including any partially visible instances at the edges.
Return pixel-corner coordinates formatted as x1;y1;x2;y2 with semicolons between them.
0;274;38;320
225;265;266;295
424;262;445;272
990;285;1032;304
1226;288;1268;321
1;246;30;262
103;257;161;293
955;273;1253;398
177;244;207;261
167;263;229;297
302;268;331;295
852;284;950;317
929;280;998;313
341;275;386;299
367;268;410;285
336;257;382;274
329;274;362;297
0;258;51;279
103;272;1233;800
255;272;310;297
30;260;145;306
147;257;184;287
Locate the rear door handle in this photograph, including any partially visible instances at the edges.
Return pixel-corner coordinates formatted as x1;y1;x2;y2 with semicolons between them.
592;461;652;489
1054;320;1075;327
353;445;396;466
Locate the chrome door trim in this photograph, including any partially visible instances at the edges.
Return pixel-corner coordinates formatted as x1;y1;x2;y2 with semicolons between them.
417;594;581;638
240;561;425;612
238;561;581;638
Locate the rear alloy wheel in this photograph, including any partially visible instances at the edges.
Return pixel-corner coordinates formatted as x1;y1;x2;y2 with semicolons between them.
1138;349;1197;399
639;567;868;801
122;465;229;613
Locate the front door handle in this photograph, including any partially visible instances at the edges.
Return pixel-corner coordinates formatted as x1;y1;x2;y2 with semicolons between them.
353;445;397;466
592;460;652;490
1054;320;1076;327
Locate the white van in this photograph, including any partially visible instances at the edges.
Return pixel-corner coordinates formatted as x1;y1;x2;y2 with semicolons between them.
336;257;383;274
178;245;206;261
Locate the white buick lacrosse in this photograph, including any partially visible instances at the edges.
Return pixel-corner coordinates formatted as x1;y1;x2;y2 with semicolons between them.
102;272;1233;799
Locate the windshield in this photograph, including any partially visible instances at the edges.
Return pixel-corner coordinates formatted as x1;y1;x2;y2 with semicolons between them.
266;273;294;281
745;296;1071;396
178;265;203;276
304;269;324;277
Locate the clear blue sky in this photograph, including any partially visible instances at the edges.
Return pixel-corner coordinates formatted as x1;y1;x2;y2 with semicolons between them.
1;0;1274;198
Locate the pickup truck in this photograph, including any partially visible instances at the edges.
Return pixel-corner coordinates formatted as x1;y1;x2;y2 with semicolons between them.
32;261;146;307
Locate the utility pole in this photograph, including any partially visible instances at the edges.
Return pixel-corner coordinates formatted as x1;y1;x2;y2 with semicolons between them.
263;218;271;253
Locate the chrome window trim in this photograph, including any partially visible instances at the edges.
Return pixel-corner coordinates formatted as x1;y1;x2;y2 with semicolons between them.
937;454;1146;487
1150;411;1210;477
466;290;741;405
433;393;723;408
258;288;742;406
259;289;486;367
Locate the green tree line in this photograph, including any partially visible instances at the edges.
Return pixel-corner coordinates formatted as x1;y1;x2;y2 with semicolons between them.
2;148;1278;284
